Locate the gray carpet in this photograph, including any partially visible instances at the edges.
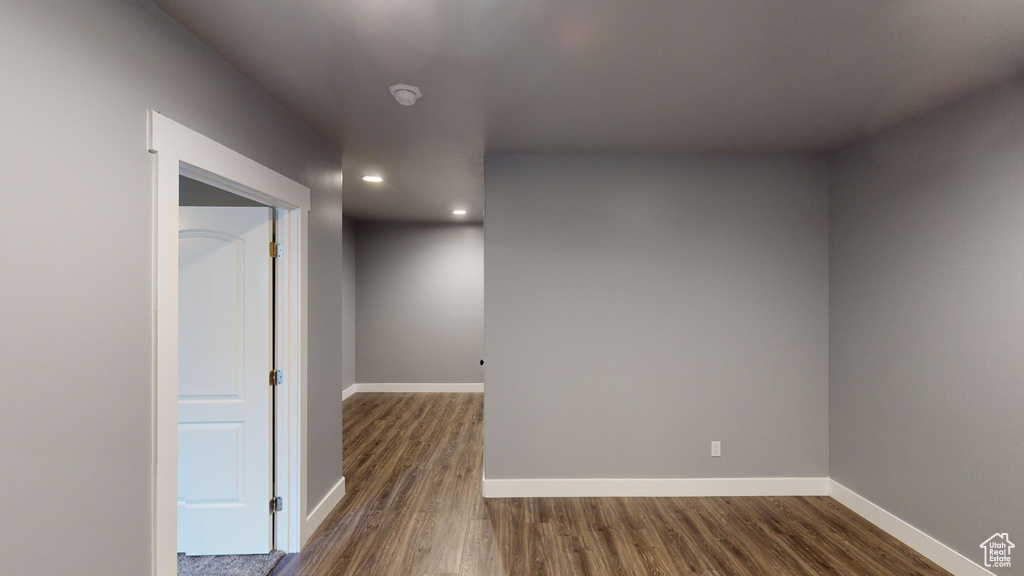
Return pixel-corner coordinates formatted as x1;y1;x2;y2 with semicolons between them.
177;551;286;576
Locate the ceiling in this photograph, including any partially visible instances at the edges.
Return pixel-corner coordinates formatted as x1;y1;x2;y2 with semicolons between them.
154;0;1024;222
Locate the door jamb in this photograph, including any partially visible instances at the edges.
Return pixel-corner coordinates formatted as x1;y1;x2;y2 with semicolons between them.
149;111;309;576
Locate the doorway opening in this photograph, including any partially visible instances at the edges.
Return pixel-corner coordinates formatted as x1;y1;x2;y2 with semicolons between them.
177;177;277;556
150;112;310;576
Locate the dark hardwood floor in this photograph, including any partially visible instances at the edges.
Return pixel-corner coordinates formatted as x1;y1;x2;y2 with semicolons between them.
271;393;951;576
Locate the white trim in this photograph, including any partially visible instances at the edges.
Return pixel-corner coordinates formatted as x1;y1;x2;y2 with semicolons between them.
353;383;485;394
481;476;829;498
149;111;310;576
829;480;995;576
478;476;992;575
341;385;359;401
303;476;346;545
277;202;307;554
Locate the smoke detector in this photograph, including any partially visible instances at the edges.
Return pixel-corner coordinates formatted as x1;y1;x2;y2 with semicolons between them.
389;84;422;106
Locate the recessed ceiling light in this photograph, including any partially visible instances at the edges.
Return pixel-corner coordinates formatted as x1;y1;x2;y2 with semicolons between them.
362;175;383;183
452;209;467;215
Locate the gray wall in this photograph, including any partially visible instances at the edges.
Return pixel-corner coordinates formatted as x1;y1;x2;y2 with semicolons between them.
306;182;347;504
829;78;1024;563
179;175;266;207
484;155;829;479
355;222;485;384
0;2;344;574
342;218;357;392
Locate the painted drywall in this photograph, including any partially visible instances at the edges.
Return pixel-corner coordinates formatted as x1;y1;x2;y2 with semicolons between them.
342;218;356;393
484;155;829;480
0;2;344;574
306;179;346;506
829;77;1024;565
179;175;266;207
355;222;485;384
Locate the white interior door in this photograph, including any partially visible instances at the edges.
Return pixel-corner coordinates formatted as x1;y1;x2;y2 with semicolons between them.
178;206;273;555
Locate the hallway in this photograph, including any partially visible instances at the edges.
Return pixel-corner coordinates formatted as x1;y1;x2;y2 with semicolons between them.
272;394;949;575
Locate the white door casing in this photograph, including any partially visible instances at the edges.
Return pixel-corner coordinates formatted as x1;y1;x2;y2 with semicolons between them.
150;111;315;576
177;207;273;555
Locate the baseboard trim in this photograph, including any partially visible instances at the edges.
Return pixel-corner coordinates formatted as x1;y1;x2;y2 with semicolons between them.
345;383;484;397
341;385;358;401
829;480;994;576
303;476;345;546
480;476;991;574
482;476;829;498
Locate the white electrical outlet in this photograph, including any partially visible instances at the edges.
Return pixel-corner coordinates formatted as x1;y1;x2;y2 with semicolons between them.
711;441;721;457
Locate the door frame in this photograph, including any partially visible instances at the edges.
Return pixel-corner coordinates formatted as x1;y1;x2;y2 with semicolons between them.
149;111;309;576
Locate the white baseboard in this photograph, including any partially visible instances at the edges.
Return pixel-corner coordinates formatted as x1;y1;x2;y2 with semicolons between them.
298;473;990;576
482;476;829;498
344;383;484;398
829;480;994;576
480;476;992;575
302;476;345;547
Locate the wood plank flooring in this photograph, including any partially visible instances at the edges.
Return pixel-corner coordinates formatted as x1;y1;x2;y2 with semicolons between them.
271;393;951;576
